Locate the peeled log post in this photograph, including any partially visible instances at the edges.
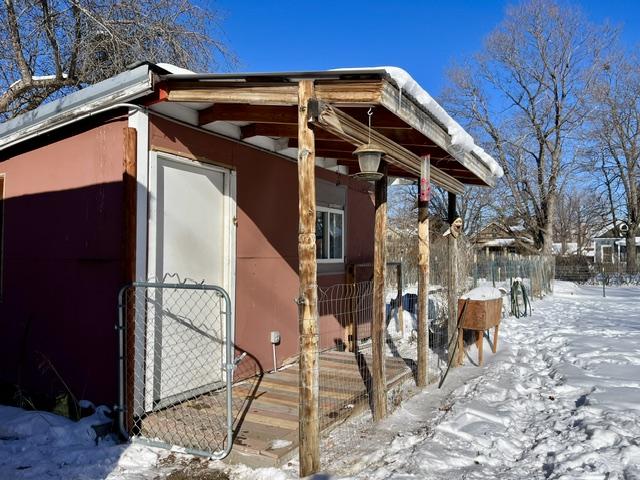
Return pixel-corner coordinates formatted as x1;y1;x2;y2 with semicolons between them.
417;155;430;387
297;80;320;476
447;192;460;366
372;162;388;421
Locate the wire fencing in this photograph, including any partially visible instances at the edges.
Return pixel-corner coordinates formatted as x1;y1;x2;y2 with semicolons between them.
318;236;555;460
316;237;556;463
555;257;640;286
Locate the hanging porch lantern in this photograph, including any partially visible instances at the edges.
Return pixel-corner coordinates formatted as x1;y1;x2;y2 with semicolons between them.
352;143;385;181
351;107;385;181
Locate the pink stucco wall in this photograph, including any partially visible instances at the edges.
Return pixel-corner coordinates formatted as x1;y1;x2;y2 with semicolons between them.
0;117;127;406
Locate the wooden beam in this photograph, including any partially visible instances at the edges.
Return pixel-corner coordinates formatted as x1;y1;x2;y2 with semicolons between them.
288;138;355;152
373;128;441;146
417;155;430;387
168;84;299;105
297;80;320;476
201;105;412;130
341;106;412;129
372;163;388;421
312;102;465;194
289;138;447;156
162;77;497;187
314;149;358;159
241;123;343;140
200;104;297;126
123;127;137;432
165;80;384;106
379;80;496;188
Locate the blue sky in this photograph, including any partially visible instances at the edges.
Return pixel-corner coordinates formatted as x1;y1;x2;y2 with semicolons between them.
214;0;640;96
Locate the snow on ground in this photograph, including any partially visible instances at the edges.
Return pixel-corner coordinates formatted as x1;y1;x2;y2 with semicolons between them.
322;282;640;479
1;282;639;479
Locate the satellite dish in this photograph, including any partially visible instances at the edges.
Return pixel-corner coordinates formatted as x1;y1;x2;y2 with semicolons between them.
620;223;629;233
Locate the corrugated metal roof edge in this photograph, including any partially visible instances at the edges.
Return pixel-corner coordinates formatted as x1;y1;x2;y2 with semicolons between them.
0;64;156;151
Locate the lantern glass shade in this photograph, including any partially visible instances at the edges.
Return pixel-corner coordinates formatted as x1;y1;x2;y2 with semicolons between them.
353;144;385;181
358;150;381;173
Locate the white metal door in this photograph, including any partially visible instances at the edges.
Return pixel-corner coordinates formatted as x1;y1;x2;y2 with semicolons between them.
146;152;236;409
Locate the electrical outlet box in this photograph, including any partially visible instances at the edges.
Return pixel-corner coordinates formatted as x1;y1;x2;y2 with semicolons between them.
270;331;281;344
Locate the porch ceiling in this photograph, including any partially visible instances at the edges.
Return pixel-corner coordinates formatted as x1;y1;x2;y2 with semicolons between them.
145;70;498;193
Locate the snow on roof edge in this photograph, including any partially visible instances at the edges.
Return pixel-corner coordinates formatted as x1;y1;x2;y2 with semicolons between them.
156;63;196;75
332;66;504;179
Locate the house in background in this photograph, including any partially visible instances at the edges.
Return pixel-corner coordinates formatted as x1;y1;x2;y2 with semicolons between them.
592;222;639;263
472;221;534;255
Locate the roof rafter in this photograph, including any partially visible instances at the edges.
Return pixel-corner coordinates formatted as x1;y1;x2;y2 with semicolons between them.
159;78;495;189
198;103;411;129
311;101;465;194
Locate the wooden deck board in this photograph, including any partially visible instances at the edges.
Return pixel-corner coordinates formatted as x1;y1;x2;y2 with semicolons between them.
137;351;413;467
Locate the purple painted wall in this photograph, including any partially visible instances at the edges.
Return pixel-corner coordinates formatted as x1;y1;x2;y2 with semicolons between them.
0;117;127;406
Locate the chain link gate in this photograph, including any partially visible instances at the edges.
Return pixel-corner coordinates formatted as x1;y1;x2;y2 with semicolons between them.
116;282;235;459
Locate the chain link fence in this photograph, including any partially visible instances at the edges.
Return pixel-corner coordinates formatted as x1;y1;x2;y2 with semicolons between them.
555;257;640;286
117;282;235;459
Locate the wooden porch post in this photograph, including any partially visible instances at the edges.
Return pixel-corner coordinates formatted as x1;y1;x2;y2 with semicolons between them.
447;192;460;366
417;155;430;387
372;162;388;421
123;127;137;432
297;80;320;476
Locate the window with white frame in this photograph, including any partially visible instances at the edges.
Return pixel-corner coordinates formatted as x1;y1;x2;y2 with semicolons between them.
316;206;344;262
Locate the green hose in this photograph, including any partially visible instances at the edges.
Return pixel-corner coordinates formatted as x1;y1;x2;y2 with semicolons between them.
510;279;531;318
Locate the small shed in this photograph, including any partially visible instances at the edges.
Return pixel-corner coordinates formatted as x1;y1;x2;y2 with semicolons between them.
0;62;502;473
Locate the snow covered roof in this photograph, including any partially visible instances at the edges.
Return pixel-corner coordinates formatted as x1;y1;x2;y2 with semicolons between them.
552;242;578;255
0;63;503;189
480;238;516;247
614;237;640;246
332;67;503;179
593;221;628;238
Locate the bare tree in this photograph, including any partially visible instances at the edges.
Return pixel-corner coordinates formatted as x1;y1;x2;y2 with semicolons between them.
389;183;496;238
442;0;613;253
0;0;235;120
554;187;608;255
428;186;496;236
589;51;640;272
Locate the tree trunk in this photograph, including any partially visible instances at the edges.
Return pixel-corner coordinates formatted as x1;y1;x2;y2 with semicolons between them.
541;192;557;255
627;225;638;274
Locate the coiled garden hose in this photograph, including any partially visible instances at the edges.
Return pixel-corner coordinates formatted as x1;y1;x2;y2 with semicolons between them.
510;279;531;318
